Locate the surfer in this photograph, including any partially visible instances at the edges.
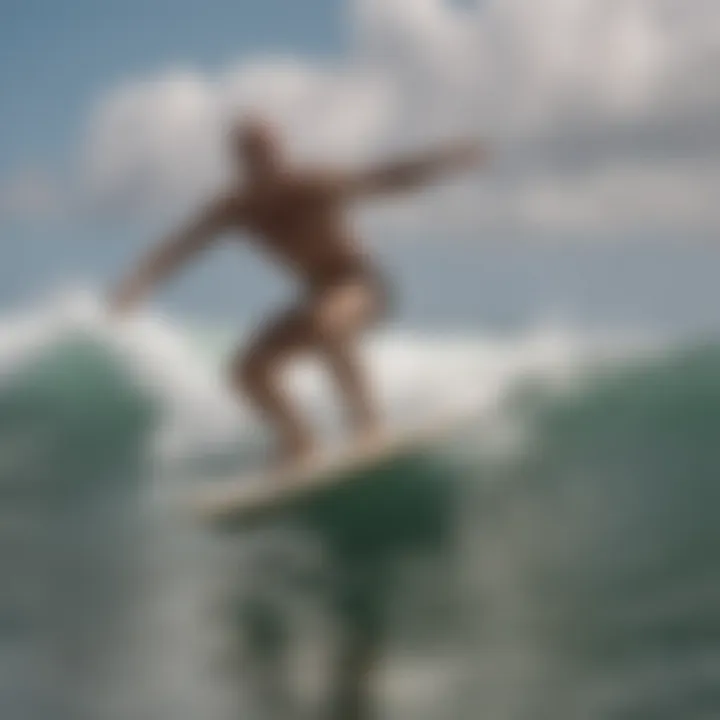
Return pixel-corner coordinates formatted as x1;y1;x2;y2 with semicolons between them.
111;118;485;466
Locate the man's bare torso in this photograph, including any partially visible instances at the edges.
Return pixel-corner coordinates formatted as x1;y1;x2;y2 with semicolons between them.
110;133;482;315
225;170;366;289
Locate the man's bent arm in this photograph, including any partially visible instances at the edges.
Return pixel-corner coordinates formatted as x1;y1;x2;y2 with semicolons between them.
345;140;487;197
110;198;234;315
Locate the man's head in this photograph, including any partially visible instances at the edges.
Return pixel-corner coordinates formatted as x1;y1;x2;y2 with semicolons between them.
231;117;283;178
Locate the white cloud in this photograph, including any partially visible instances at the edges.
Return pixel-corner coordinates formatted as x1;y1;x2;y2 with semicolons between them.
84;70;222;212
356;160;720;240
512;161;720;237
83;60;394;213
6;0;720;238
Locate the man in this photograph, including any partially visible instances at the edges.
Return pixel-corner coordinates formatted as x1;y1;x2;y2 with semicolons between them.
111;118;485;467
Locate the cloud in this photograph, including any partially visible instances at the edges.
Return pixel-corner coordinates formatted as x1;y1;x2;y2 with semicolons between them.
354;0;717;135
512;161;720;237
7;0;720;239
82;60;394;213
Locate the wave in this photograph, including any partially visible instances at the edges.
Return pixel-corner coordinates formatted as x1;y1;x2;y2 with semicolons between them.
1;288;719;719
0;288;654;466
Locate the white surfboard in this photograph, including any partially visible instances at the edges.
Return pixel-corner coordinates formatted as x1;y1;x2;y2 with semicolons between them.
190;411;466;529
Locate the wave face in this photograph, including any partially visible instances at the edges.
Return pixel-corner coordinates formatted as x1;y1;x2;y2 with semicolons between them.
1;291;719;720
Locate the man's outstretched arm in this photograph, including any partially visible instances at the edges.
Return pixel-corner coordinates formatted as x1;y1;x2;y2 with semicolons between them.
342;140;487;198
109;198;234;315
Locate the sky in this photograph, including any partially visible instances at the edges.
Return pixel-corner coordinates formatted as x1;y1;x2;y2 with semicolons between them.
1;0;718;331
0;0;344;166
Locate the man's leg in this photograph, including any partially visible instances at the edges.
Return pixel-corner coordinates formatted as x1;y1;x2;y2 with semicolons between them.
323;340;379;437
230;307;317;464
231;282;383;462
314;281;384;440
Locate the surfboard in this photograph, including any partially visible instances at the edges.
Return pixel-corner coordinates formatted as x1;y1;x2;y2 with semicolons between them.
190;412;465;530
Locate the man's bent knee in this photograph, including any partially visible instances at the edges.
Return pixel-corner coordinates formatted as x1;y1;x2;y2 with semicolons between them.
313;283;380;345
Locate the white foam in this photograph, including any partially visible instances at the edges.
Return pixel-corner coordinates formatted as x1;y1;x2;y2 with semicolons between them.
0;286;660;467
0;287;245;461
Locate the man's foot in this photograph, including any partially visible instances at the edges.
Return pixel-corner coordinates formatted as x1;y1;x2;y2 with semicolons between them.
351;419;386;452
272;433;320;474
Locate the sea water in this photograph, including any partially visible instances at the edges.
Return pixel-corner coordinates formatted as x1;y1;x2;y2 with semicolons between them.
1;290;719;719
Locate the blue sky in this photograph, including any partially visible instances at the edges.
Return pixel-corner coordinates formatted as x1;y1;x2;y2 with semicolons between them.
1;0;344;171
0;0;347;311
1;0;718;333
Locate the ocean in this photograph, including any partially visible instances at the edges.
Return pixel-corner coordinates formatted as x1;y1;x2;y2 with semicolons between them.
1;290;719;720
